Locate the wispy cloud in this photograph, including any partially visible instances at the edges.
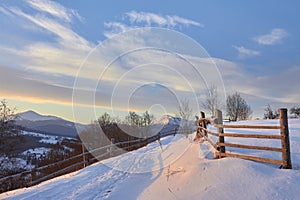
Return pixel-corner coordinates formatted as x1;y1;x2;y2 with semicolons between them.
0;6;14;17
104;11;203;38
233;46;260;58
103;22;133;38
124;11;203;28
254;28;288;45
26;0;82;23
0;2;93;76
8;7;89;50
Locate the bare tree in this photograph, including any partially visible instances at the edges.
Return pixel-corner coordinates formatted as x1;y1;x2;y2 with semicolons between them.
202;85;222;117
264;104;279;119
98;112;112;127
290;106;300;118
124;111;154;127
0;99;19;137
124;112;140;126
177;99;192;122
176;99;194;137
226;92;252;121
142;111;154;126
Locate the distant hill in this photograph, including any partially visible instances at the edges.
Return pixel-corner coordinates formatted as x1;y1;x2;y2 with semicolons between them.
17;110;61;121
151;115;182;136
15;111;86;138
152;115;182;126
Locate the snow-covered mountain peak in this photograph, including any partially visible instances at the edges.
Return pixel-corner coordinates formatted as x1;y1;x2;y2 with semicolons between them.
17;110;60;121
152;115;181;125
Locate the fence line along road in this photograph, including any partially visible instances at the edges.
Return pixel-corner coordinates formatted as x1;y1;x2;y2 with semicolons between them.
0;128;193;193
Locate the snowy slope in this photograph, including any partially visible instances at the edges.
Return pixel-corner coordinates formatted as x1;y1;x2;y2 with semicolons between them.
1;119;300;200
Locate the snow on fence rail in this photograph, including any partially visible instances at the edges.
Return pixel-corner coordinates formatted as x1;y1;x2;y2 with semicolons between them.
196;108;292;169
0;127;192;193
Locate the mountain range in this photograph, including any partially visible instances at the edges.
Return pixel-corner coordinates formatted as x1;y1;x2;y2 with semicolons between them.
15;111;184;138
15;111;86;138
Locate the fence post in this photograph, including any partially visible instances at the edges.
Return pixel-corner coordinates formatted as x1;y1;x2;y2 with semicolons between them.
279;108;292;169
200;111;207;136
81;143;86;168
216;109;225;156
110;138;115;157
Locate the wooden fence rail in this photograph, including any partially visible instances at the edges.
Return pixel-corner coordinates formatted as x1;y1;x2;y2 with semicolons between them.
220;125;281;129
219;133;282;139
196;108;292;169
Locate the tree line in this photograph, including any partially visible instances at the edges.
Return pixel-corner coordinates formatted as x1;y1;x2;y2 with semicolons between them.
264;104;300;119
97;111;154;127
201;85;300;121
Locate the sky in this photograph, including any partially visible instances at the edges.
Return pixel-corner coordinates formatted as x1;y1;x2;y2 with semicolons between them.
0;0;300;123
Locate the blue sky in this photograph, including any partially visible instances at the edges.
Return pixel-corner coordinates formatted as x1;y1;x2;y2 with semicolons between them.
0;0;300;123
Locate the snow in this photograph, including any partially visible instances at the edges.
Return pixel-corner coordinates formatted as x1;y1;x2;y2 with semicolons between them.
152;115;181;125
21;131;72;144
22;148;52;157
62;145;74;152
220;119;300;167
0;157;33;171
1;119;300;199
39;138;59;145
103;134;190;173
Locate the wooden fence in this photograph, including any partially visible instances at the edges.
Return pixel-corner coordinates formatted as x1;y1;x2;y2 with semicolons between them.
0;128;192;193
196;108;292;169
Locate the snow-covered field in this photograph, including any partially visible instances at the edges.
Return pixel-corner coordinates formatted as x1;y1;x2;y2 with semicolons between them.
1;119;300;200
21;131;73;145
21;147;52;158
